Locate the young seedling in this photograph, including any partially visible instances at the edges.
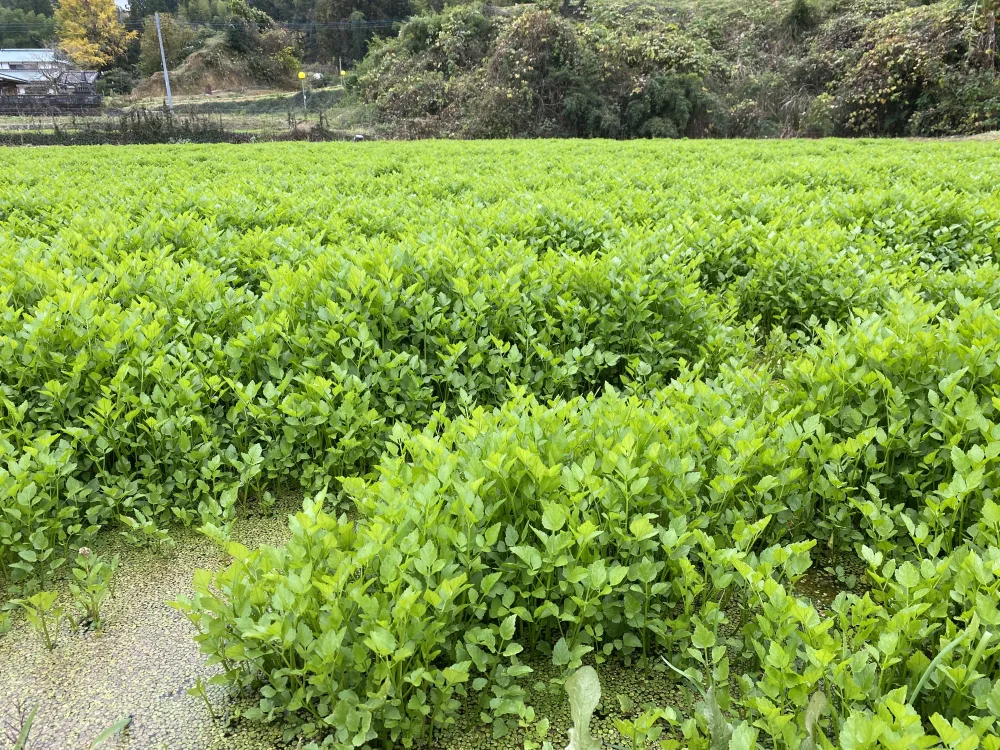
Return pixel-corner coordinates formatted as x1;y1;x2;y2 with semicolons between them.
69;547;119;633
119;511;174;552
11;704;37;750
188;676;217;721
14;591;63;651
88;715;132;748
614;707;668;750
661;656;731;750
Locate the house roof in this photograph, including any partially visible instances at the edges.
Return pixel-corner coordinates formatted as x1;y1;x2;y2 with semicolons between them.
0;49;57;64
0;70;50;84
0;70;97;86
63;71;98;84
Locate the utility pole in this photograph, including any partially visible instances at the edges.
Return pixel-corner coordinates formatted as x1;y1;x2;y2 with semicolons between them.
154;12;174;114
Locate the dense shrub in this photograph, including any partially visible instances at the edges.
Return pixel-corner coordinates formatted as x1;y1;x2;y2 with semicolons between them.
221;0;300;85
139;13;197;75
909;69;1000;135
348;0;1000;138
96;66;141;96
837;1;968;134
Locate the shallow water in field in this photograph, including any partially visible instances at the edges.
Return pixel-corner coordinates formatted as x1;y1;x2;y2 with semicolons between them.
0;510;292;750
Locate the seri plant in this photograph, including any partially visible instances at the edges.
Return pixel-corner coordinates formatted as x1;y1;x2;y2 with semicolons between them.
5;140;1000;750
14;591;63;651
68;547;119;633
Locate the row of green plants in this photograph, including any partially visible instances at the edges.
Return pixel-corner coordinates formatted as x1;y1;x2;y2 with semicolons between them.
4;143;999;328
3;223;996;586
1;144;998;579
180;290;1000;747
0;232;735;586
3;142;999;256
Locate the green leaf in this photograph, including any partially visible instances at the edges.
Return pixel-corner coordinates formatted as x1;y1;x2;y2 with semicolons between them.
492;717;510;739
728;722;758;750
553;637;571;666
629;514;658;541
692;622;716;650
511;545;542;571
13;706;37;750
565;666;601;750
503;642;524;657
442;663;470;685
895;561;920;589
541;502;568;532
499;614;517;641
805;691;827;740
364;627;397;657
986;679;1000;716
89;715;132;748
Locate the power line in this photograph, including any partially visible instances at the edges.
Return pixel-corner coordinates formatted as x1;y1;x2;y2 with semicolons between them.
0;18;405;32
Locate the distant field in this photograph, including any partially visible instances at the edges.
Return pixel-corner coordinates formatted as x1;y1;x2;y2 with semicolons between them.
2;140;1000;749
0;87;368;142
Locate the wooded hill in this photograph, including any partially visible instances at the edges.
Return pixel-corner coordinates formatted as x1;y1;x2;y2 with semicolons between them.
349;0;1000;137
4;0;999;137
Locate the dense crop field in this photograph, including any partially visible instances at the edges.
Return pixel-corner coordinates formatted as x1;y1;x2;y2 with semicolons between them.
3;140;1000;749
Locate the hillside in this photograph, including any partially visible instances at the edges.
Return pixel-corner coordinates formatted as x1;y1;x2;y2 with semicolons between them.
346;0;1000;138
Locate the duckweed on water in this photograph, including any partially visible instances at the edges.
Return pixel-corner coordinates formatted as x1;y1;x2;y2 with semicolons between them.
0;510;292;750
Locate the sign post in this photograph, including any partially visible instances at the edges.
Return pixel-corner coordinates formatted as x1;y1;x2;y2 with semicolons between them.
298;71;307;116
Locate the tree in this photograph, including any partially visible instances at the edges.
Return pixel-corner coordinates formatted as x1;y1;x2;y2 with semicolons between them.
0;6;56;47
126;0;178;22
1;0;54;16
138;13;194;75
54;0;136;70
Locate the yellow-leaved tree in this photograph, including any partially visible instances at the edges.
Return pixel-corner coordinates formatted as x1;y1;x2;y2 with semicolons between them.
55;0;136;69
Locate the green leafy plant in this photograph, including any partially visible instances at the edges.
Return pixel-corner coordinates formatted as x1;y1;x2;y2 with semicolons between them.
119;512;174;552
614;706;671;750
188;676;217;721
68;547;119;633
13;591;62;651
5;140;1000;750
